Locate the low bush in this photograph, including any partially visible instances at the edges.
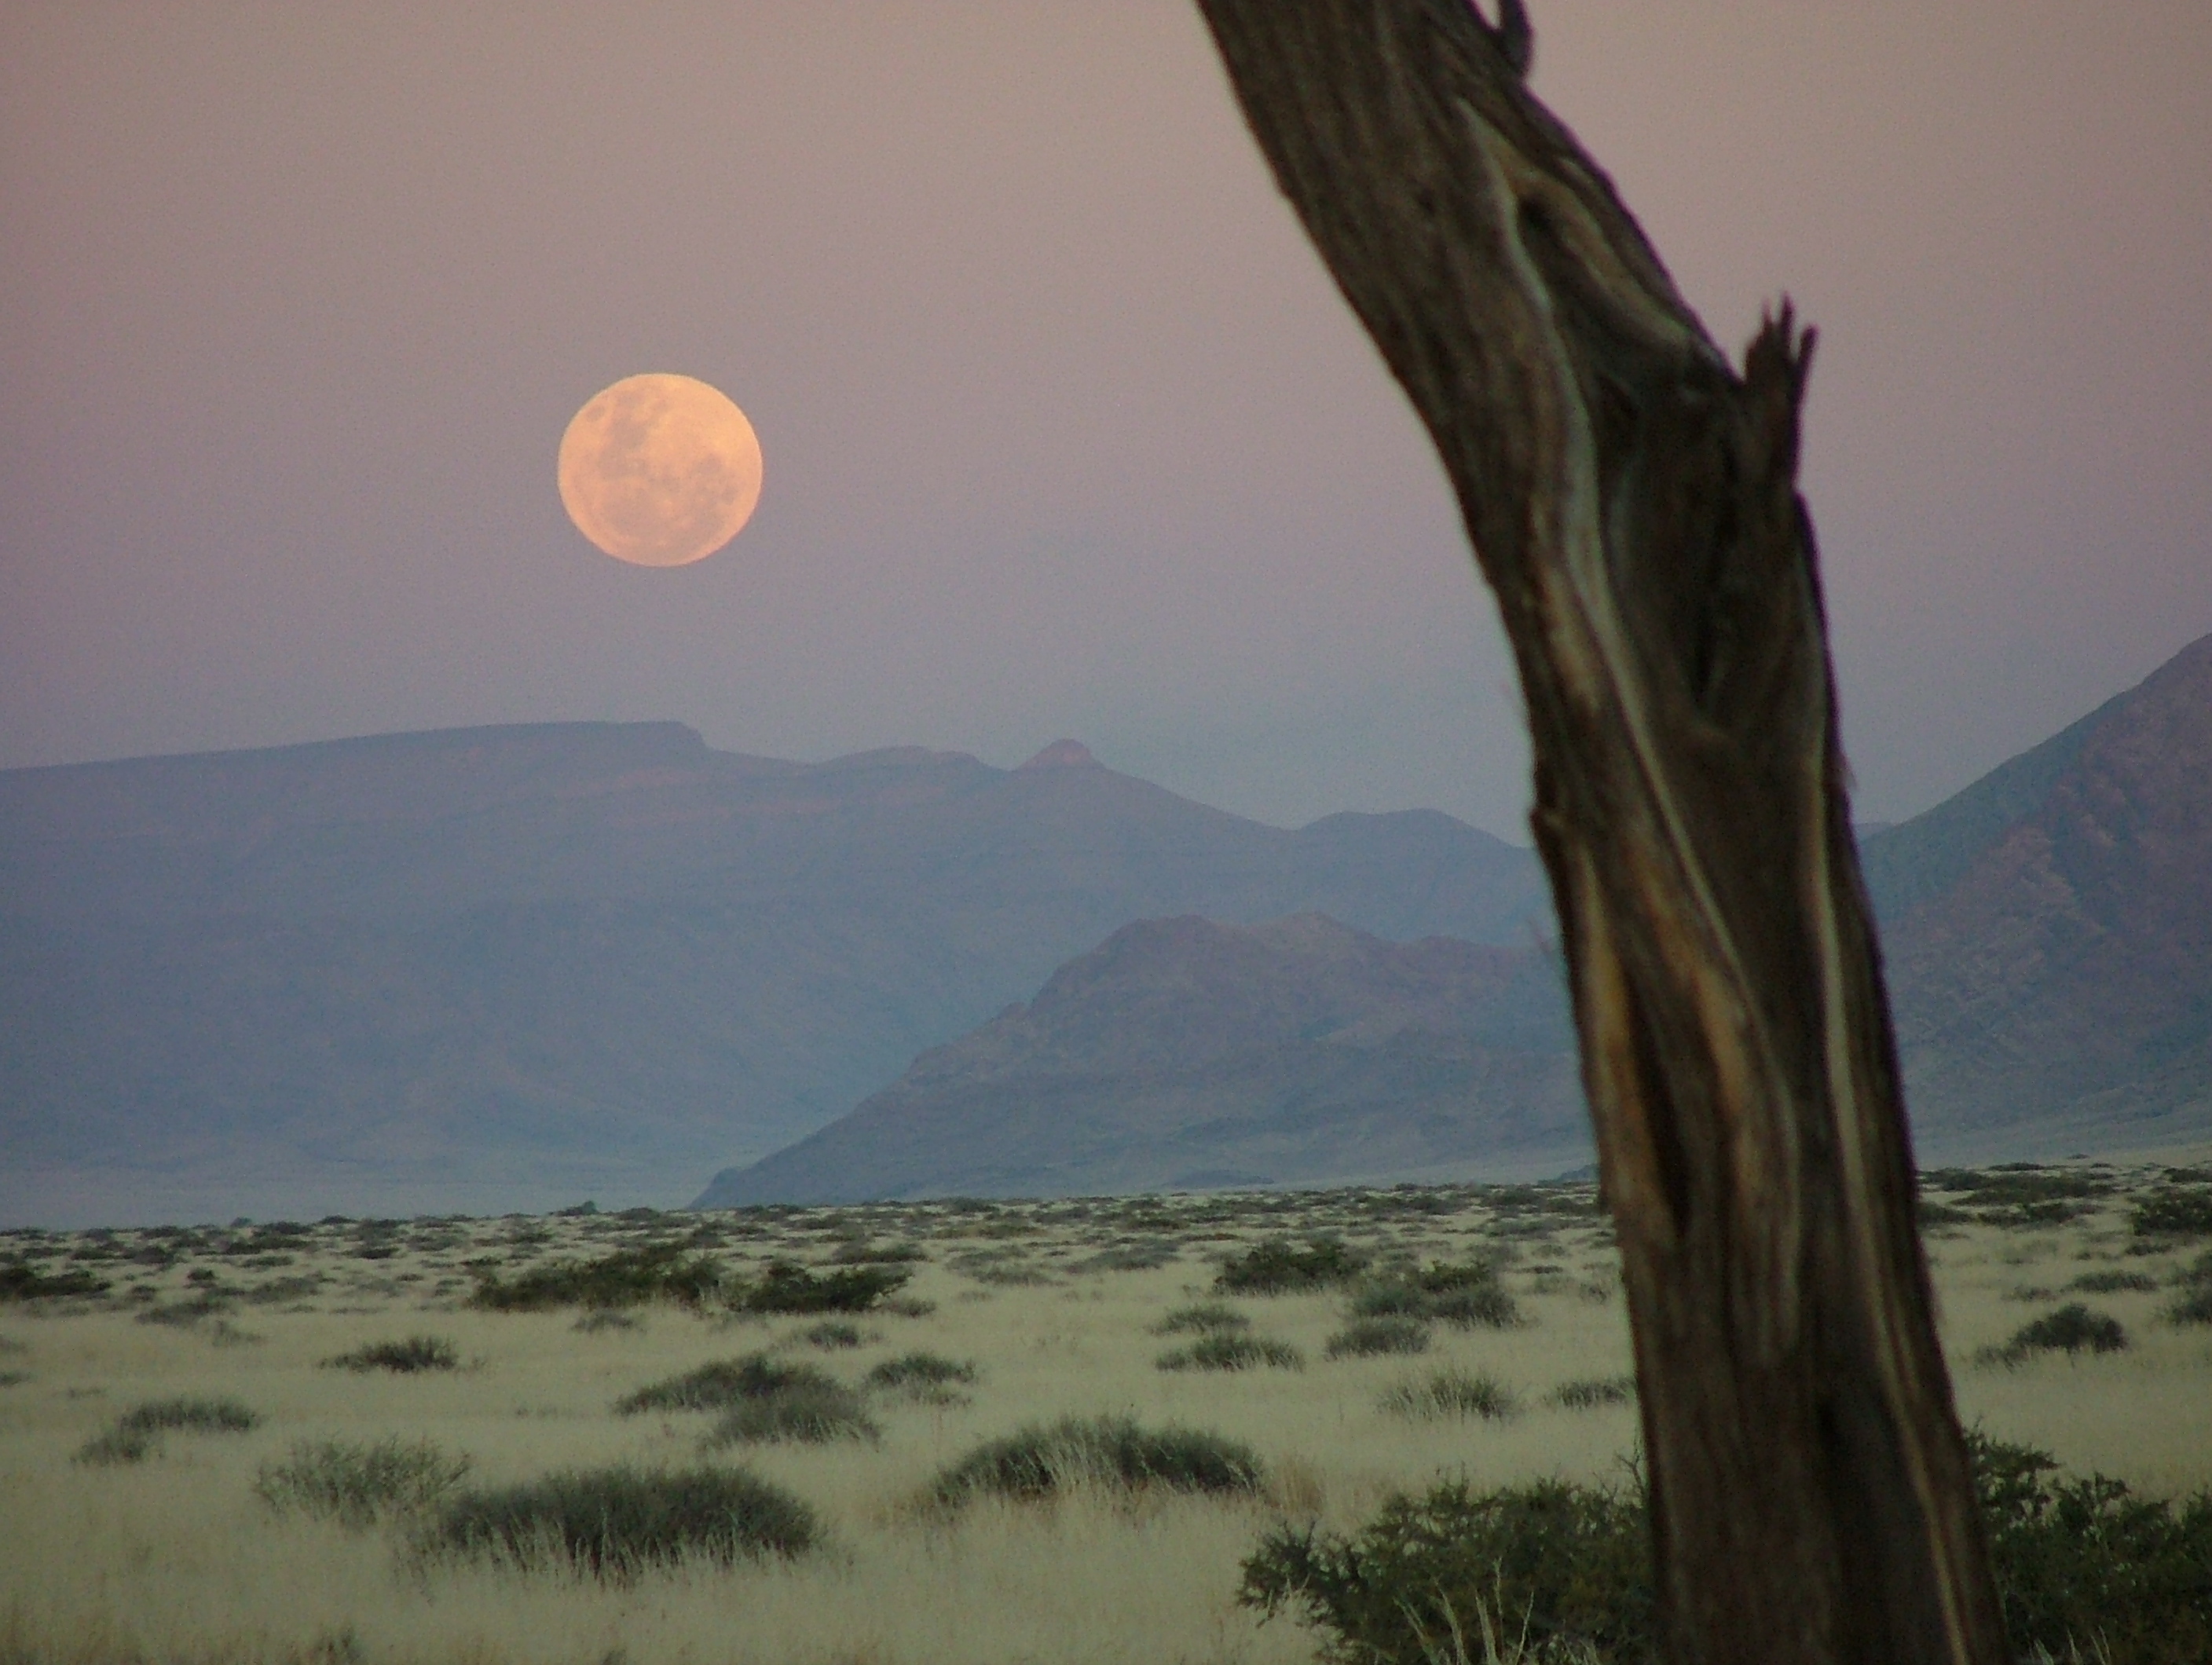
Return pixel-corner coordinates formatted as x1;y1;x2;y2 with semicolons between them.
322;1335;459;1374
471;1243;726;1312
865;1351;979;1400
1150;1301;1250;1337
2132;1187;2212;1239
1242;1433;2212;1665
1550;1375;1636;1411
1214;1236;1369;1295
617;1353;876;1445
1071;1239;1181;1273
255;1437;471;1528
827;1239;927;1265
1972;1430;2212;1663
797;1319;864;1350
1157;1334;1304;1372
1979;1303;2129;1367
738;1260;911;1315
1380;1369;1518;1422
929;1415;1265;1508
1323;1316;1430;1359
2167;1253;2212;1327
705;1380;877;1447
2071;1269;2160;1294
572;1310;643;1334
75;1395;259;1466
616;1353;825;1414
419;1464;820;1579
1350;1258;1521;1330
1240;1474;1654;1663
0;1264;109;1302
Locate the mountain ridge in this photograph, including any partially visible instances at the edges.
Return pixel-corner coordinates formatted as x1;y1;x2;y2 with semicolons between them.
0;726;1550;1224
694;912;1584;1206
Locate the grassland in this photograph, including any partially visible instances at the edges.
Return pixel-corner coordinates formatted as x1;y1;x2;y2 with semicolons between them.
2;1158;2209;1664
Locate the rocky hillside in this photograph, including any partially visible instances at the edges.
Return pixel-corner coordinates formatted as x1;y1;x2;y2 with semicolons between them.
1869;633;2212;1160
695;913;1582;1206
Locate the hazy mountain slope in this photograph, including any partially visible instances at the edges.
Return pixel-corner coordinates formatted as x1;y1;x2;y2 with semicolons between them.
696;913;1583;1206
0;726;1548;1222
1869;633;2212;1158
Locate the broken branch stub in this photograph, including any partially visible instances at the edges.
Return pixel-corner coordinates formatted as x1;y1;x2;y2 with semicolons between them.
1191;4;2004;1663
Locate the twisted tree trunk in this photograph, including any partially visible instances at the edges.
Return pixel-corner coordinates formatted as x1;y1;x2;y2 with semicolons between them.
1191;5;2005;1661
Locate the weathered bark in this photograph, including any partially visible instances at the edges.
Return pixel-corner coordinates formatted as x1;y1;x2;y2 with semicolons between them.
1191;5;2005;1662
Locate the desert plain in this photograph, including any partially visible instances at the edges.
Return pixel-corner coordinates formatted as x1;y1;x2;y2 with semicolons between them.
3;1158;2210;1665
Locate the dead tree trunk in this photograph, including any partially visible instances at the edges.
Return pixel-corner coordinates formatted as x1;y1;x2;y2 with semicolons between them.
1191;5;2005;1661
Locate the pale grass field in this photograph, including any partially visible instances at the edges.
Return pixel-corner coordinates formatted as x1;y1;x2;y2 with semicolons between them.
2;1163;2208;1665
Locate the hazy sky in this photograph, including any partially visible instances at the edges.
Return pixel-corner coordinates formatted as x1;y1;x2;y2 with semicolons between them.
5;2;2207;839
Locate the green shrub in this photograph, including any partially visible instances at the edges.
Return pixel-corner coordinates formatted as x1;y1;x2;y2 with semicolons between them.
75;1396;259;1465
1380;1368;1518;1422
118;1395;259;1434
739;1260;911;1315
1980;1303;2129;1366
2167;1253;2212;1327
1243;1432;2212;1665
572;1310;643;1334
2071;1269;2160;1294
255;1437;471;1528
1156;1334;1304;1372
1150;1301;1250;1337
704;1380;877;1447
827;1239;926;1265
864;1352;979;1400
2131;1187;2212;1239
797;1319;864;1350
471;1242;727;1312
0;1264;110;1302
1214;1236;1368;1294
929;1415;1264;1508
1324;1317;1430;1359
615;1353;824;1414
1550;1375;1636;1411
420;1464;820;1579
1239;1474;1655;1663
1071;1240;1181;1273
322;1335;459;1374
1350;1259;1521;1330
617;1353;875;1445
1971;1429;2212;1663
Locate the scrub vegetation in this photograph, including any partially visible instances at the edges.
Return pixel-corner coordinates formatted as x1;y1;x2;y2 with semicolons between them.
2;1157;2208;1663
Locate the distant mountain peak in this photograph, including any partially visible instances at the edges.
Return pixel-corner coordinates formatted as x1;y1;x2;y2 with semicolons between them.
1018;739;1098;770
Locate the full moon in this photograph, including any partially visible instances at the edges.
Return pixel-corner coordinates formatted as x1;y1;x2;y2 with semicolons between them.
557;373;763;567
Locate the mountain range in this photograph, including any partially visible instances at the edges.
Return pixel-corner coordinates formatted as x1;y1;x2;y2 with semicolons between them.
1868;632;2212;1160
0;728;1547;1223
701;631;2212;1203
7;631;2209;1223
694;912;1583;1206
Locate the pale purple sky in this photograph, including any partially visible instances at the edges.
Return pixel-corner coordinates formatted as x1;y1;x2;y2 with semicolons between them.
4;2;2207;838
